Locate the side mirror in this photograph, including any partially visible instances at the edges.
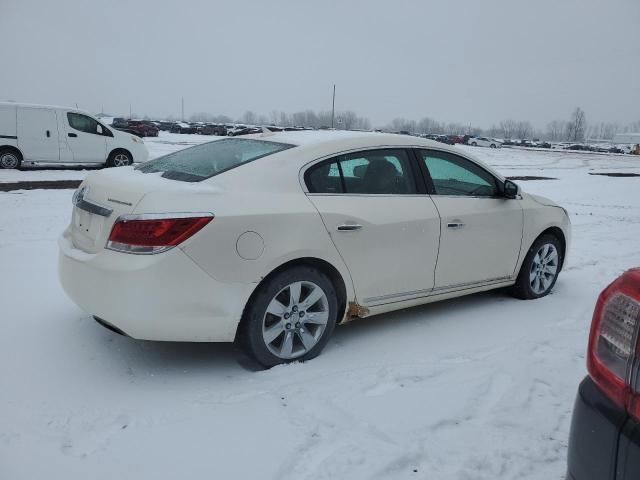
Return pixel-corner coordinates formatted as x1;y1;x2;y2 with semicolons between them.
503;180;520;199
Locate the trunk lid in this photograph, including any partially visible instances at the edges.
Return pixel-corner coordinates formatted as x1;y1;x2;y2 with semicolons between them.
70;166;211;253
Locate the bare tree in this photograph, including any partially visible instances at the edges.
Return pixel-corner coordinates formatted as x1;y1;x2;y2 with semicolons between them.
514;121;533;139
499;119;517;139
241;111;257;125
546;120;566;141
568;107;587;141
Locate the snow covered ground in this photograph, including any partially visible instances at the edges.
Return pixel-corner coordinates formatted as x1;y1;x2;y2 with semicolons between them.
1;136;640;479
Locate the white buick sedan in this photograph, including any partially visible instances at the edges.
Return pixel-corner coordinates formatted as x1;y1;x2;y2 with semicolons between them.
59;131;571;366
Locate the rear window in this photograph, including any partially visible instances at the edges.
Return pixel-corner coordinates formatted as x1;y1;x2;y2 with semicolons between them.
136;138;294;182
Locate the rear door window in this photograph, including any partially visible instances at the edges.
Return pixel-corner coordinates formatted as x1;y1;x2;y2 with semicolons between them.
305;149;418;195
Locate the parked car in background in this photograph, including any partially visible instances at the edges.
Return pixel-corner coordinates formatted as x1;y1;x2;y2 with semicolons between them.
0;102;148;168
469;136;501;148
434;134;451;144
170;122;197;134
229;126;263;136
112;117;129;129
111;119;159;138
200;124;227;136
157;121;174;131
126;121;159;137
564;144;592;151
59;131;570;367
447;135;464;144
566;268;640;480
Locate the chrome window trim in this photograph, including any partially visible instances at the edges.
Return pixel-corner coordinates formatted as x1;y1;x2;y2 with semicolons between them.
298;144;506;196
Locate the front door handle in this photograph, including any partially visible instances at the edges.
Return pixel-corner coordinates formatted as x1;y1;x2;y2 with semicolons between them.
68;132;77;138
46;130;50;138
447;222;465;229
337;224;362;232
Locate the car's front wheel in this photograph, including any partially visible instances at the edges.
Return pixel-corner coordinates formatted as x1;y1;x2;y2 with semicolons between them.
511;234;562;299
240;266;338;367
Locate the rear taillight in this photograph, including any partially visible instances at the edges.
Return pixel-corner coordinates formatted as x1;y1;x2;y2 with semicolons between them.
106;213;213;254
587;268;640;420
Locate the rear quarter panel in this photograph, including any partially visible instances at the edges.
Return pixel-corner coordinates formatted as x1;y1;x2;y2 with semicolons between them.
132;173;355;308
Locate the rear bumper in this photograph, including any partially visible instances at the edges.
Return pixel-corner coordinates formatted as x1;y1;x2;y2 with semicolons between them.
58;231;253;342
567;377;640;480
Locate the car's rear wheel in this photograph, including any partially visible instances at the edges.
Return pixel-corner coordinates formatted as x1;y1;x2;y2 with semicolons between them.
490;143;497;148
107;150;133;167
0;149;21;169
511;234;562;299
471;142;477;146
240;266;338;367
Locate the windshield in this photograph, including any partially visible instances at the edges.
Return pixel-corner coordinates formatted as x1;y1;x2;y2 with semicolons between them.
136;138;295;182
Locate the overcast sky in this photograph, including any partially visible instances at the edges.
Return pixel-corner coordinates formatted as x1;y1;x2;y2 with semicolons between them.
2;0;638;128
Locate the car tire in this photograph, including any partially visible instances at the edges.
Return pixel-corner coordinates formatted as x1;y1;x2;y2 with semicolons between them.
510;234;563;300
0;148;22;169
471;142;477;146
240;266;338;368
490;144;497;148
106;150;133;168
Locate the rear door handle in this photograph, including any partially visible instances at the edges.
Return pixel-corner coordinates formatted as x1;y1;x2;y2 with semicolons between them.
336;224;362;232
447;222;465;229
68;132;77;138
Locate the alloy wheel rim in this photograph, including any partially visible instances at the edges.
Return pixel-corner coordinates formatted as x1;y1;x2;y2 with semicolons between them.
529;243;559;294
262;281;329;360
113;154;130;166
0;153;19;168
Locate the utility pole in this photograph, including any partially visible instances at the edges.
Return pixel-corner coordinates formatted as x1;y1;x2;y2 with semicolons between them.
181;96;185;122
331;84;336;129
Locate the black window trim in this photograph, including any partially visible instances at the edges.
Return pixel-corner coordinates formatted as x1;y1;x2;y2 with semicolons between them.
66;112;112;137
414;148;505;198
303;147;426;196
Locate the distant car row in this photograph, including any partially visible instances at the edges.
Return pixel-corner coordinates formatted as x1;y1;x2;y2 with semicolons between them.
415;133;632;154
110;118;310;137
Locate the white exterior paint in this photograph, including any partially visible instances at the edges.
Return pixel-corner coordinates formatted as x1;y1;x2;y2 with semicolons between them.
59;131;571;343
0;102;148;167
468;136;501;148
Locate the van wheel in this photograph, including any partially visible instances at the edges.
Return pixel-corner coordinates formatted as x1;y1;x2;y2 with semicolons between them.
0;149;21;169
240;266;338;368
107;151;132;167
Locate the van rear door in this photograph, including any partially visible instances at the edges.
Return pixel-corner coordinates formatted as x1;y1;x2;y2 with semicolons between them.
17;107;60;162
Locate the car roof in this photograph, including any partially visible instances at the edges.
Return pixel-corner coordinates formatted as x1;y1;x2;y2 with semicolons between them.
245;129;448;151
208;130;506;189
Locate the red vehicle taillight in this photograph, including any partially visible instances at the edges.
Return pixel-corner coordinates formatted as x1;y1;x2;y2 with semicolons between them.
106;213;213;254
587;268;640;420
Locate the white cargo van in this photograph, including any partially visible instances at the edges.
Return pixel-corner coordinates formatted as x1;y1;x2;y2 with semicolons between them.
0;102;149;169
